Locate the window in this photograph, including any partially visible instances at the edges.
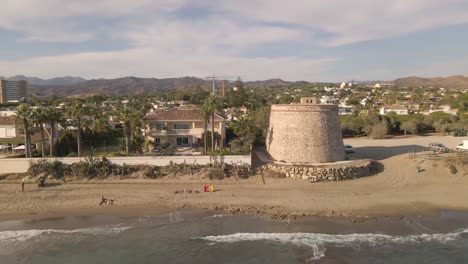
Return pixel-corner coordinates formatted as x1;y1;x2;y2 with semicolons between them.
174;123;190;129
155;138;161;144
155;123;164;130
176;137;189;146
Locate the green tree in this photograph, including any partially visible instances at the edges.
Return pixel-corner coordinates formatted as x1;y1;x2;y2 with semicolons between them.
200;102;211;155
45;107;62;157
16;104;33;158
31;106;48;157
119;107;133;155
230;111;256;151
68;101;89;157
401;120;420;135
201;95;221;152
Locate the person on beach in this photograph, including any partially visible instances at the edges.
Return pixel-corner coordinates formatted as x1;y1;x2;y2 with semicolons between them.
99;196;107;206
21;180;25;192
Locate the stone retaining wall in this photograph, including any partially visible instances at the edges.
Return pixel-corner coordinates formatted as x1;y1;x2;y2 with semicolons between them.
261;160;376;182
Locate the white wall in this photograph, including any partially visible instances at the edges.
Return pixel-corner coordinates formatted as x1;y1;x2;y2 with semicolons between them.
0;126;16;138
0;155;252;174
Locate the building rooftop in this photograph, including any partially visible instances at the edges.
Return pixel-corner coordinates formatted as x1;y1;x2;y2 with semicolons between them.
382;105;408;110
145;106;224;121
0;116;15;126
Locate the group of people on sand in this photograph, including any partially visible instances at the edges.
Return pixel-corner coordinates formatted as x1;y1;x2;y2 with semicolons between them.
99;196;116;206
174;188;200;194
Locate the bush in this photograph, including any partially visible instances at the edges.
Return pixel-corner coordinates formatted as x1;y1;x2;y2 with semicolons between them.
28;159;67;179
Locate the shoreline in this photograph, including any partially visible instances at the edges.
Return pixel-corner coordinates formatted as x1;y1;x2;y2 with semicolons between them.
2;203;468;238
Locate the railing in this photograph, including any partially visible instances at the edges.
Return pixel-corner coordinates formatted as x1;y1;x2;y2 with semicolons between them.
149;129;200;136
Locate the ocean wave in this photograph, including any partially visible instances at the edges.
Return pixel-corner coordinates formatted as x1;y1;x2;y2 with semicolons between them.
200;229;468;260
0;225;131;244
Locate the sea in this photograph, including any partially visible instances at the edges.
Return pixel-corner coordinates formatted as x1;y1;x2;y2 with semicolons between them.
1;210;468;264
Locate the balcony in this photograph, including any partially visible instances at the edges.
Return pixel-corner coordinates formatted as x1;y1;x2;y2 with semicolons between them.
149;128;202;136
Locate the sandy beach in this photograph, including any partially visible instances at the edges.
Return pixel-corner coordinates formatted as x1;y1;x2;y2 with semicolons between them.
0;135;467;221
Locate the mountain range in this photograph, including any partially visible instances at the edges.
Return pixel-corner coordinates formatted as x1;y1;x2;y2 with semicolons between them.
2;74;467;98
0;75;86;86
393;75;468;89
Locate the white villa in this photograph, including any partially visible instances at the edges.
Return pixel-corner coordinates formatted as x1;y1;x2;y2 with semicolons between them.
144;105;226;148
379;105;409;115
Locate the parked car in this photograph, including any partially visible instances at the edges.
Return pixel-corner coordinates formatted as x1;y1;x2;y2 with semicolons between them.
428;143;448;152
456;140;468;151
344;144;355;153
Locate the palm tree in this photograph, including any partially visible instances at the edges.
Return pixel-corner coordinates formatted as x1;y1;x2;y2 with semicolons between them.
68;101;88;157
31;106;48;157
45;107;62;157
201;96;220;152
16;104;32;158
200;103;211;155
120;107;133;155
230;111;256;151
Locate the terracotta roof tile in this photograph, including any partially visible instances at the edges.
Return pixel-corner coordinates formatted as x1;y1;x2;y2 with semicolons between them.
0;116;15;126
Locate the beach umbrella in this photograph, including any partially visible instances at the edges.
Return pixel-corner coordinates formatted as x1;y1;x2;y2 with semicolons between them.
13;145;26;150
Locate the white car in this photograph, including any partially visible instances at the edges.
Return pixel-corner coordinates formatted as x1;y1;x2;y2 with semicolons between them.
344;144;355;153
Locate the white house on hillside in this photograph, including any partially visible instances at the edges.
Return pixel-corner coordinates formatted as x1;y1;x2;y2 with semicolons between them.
379;105;409;115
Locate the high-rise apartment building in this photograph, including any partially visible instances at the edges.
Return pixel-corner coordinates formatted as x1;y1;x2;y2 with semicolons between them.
0;80;28;103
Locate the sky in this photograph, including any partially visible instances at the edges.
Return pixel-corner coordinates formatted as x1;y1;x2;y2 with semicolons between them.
1;0;468;82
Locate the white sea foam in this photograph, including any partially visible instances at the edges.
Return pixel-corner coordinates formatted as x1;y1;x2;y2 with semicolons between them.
0;226;130;244
200;229;468;260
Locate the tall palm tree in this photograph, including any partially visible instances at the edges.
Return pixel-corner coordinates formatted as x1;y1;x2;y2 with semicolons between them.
201;96;220;152
200;103;211;155
120;107;133;155
31;106;48;157
16;104;32;158
68;101;88;157
45;107;62;157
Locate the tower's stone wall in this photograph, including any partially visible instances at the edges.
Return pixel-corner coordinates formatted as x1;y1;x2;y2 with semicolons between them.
266;103;345;164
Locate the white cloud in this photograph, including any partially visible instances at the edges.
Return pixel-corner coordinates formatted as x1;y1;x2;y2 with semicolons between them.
1;0;468;80
216;0;468;46
0;48;336;81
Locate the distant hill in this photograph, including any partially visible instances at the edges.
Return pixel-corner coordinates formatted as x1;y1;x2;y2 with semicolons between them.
28;76;322;97
246;79;292;87
5;73;468;98
392;75;468;89
1;75;87;86
29;76;210;97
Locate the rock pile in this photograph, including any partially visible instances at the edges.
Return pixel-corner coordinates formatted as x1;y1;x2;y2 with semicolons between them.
261;160;376;182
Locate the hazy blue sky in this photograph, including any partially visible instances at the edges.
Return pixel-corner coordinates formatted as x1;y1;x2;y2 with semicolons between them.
1;0;468;81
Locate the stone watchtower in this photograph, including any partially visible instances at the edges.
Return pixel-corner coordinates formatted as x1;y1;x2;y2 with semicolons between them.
266;97;345;164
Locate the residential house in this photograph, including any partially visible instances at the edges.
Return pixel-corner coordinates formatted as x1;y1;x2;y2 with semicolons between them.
379;105;409;115
0;116;16;139
0;116;18;151
0;110;16;116
338;106;354;115
424;105;458;116
144;105;226;148
320;96;337;104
